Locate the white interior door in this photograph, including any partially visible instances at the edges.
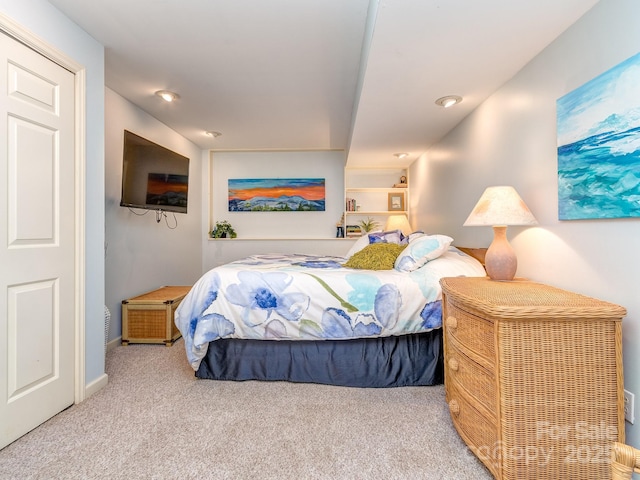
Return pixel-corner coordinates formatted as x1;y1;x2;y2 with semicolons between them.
0;31;76;449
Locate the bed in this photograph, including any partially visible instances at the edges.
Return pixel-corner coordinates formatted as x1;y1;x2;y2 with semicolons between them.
175;233;486;387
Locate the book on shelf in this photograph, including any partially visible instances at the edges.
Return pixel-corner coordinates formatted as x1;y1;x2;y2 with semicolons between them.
393;183;408;188
345;225;362;237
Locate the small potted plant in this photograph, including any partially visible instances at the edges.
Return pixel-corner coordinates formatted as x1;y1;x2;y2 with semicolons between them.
359;217;380;233
211;220;237;238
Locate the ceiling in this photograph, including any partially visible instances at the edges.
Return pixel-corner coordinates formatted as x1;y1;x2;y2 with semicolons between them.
48;0;599;168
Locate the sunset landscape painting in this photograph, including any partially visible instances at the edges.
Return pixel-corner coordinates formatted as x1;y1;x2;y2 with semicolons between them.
228;178;326;212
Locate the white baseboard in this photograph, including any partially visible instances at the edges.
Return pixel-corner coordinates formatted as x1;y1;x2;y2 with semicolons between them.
82;337;120;401
106;336;121;353
84;372;108;399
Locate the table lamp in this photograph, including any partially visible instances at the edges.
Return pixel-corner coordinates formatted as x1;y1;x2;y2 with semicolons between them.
463;186;537;281
385;214;412;236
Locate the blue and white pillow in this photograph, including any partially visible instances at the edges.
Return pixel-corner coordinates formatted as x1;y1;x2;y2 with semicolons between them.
344;229;426;260
394;234;453;272
368;229;404;244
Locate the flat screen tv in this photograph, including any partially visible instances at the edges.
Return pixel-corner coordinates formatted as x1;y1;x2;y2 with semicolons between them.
120;130;189;214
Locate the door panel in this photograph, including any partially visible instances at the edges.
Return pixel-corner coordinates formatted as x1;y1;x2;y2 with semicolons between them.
8;117;57;244
8;61;59;113
0;31;75;449
8;280;56;396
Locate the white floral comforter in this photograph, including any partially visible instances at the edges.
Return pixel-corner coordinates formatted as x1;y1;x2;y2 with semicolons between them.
175;247;485;370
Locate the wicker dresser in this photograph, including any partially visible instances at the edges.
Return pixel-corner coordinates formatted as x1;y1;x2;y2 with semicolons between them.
440;277;626;479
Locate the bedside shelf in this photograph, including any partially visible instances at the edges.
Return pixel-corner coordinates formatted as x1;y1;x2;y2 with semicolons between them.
343;167;409;230
346;187;408;193
208;237;357;241
345;210;408;216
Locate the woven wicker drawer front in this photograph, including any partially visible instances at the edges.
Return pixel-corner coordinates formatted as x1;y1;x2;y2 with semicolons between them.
125;305;181;338
448;381;500;478
127;309;167;338
498;319;621;480
447;336;496;418
445;303;494;369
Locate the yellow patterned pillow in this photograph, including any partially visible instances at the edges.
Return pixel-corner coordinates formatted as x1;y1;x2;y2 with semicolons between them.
343;243;407;270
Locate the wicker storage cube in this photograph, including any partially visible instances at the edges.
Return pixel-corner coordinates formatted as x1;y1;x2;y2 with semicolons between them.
441;277;627;480
121;286;191;346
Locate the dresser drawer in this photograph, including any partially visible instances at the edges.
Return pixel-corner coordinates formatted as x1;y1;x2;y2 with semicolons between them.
444;302;495;368
446;336;496;417
447;381;500;478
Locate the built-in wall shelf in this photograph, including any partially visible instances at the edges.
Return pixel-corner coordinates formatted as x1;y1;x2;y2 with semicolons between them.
209;237;357;241
343;167;409;234
345;210;408;216
346;187;408;193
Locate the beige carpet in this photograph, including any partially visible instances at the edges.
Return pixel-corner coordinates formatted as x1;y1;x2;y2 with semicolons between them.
0;339;492;479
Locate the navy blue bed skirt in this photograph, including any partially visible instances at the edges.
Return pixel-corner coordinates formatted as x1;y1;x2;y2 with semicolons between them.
195;329;443;388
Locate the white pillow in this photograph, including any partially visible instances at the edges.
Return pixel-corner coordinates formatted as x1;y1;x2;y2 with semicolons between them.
406;231;425;243
394;234;453;272
422;246;487;278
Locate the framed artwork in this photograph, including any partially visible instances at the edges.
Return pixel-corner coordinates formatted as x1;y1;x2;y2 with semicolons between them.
388;192;405;211
228;178;325;212
557;51;640;220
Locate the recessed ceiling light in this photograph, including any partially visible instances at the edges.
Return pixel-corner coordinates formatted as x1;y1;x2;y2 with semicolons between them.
155;90;179;102
435;95;462;108
205;131;222;138
393;153;409;159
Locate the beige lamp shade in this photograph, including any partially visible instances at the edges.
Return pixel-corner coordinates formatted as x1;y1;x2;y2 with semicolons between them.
463;186;537;281
385;214;412;236
463;186;537;227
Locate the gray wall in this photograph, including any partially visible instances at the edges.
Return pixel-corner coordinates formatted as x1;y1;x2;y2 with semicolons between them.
0;0;106;387
410;0;640;445
104;88;204;342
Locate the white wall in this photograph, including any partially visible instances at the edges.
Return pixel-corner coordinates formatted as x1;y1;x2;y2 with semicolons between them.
105;88;203;341
0;0;106;387
210;150;345;238
410;0;640;446
204;150;354;267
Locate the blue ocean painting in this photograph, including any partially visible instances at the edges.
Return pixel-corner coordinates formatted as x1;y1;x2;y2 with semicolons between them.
557;52;640;220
